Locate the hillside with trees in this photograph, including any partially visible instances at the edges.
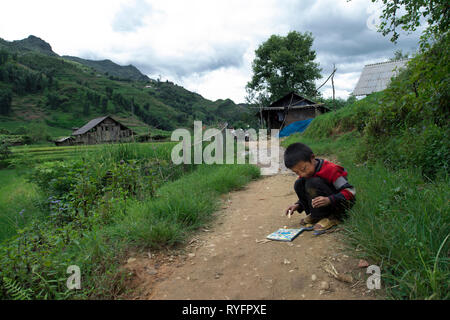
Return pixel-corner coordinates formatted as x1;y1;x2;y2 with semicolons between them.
0;35;256;144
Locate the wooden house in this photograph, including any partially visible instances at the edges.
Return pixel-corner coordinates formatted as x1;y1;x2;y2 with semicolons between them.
257;92;329;130
55;115;136;146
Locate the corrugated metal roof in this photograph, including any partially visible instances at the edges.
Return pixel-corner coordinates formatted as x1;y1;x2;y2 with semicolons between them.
352;59;409;96
72;116;110;135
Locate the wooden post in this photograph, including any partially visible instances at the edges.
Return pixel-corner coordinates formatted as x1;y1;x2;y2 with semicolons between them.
332;64;336;112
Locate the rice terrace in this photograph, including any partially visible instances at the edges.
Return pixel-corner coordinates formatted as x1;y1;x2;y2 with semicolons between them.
0;0;448;306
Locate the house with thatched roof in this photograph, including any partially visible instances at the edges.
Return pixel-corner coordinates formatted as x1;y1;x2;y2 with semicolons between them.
55;115;135;146
352;59;410;96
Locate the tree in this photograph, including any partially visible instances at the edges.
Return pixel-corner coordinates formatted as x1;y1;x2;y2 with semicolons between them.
390;49;410;61
101;97;108;114
0;50;8;65
105;86;113;99
366;0;449;44
0;89;12;115
46;91;61;110
246;31;322;106
83;100;90;116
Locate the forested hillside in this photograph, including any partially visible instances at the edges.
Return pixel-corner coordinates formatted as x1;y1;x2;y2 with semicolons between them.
0;35;256;143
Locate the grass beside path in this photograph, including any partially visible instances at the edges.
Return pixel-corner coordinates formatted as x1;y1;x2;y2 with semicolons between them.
282;132;450;300
109;163;261;248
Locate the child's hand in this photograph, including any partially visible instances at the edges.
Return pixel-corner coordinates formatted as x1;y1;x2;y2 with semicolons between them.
311;196;331;208
285;204;300;216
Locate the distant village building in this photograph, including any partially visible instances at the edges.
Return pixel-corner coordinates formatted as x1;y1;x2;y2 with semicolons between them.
55;115;135;146
257;92;329;131
352;59;410;96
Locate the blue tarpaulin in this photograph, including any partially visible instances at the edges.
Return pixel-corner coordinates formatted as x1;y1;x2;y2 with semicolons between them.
279;118;313;137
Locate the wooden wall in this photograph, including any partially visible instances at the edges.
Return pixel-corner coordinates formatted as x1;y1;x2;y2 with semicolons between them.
73;118;134;145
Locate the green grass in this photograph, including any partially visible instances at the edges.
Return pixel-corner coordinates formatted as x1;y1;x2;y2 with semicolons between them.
109;163;260;248
282;132;450;300
0;139;261;299
0;169;47;242
6;141;178;167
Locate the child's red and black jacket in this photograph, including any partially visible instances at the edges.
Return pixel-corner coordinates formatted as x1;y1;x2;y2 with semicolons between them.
307;158;356;205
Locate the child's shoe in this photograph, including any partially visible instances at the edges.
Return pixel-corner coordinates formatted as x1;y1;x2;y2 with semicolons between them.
300;214;317;227
313;217;339;233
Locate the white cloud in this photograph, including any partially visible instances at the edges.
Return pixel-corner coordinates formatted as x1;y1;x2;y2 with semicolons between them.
0;0;421;103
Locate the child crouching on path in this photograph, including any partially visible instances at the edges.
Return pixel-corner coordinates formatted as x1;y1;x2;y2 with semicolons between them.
284;142;356;231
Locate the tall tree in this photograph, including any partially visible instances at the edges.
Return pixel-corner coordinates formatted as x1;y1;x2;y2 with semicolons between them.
246;31;321;106
0;89;12;115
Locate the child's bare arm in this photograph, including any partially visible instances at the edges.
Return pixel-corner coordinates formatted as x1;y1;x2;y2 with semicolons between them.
285;203;300;216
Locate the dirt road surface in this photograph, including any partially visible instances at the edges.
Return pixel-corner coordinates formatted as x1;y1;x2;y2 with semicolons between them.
123;142;378;300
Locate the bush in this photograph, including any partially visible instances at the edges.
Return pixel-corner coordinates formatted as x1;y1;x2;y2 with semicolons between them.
0;140;11;160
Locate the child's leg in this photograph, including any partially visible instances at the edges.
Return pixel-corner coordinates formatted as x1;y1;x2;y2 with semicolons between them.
304;177;340;220
294;178;309;214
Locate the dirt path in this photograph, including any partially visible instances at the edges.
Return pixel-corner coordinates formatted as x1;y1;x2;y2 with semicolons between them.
123;143;377;300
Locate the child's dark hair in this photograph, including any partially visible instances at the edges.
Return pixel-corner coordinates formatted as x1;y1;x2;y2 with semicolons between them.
284;142;314;168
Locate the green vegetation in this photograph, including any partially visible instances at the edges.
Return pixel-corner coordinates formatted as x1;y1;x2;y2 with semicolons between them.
0;169;47;242
0;141;260;299
0;35;257;144
62;56;150;82
283;132;449;300
246;30;321;106
282;33;449;299
367;0;449;44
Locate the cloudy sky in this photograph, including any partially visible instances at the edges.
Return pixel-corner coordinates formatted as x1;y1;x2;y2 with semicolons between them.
0;0;421;103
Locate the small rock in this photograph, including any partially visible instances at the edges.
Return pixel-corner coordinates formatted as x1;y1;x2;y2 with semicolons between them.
319;290;325;295
127;258;136;264
311;274;317;282
319;281;330;290
188;253;196;258
358;259;370;268
186;276;191;281
283;259;291;265
145;267;157;275
337;274;353;283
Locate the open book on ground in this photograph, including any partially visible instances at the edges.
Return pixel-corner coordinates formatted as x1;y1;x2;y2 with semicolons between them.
266;227;313;241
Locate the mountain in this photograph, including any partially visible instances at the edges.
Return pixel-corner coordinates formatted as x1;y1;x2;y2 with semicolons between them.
0;35;257;141
62;56;150;82
0;35;57;56
0;35;149;82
